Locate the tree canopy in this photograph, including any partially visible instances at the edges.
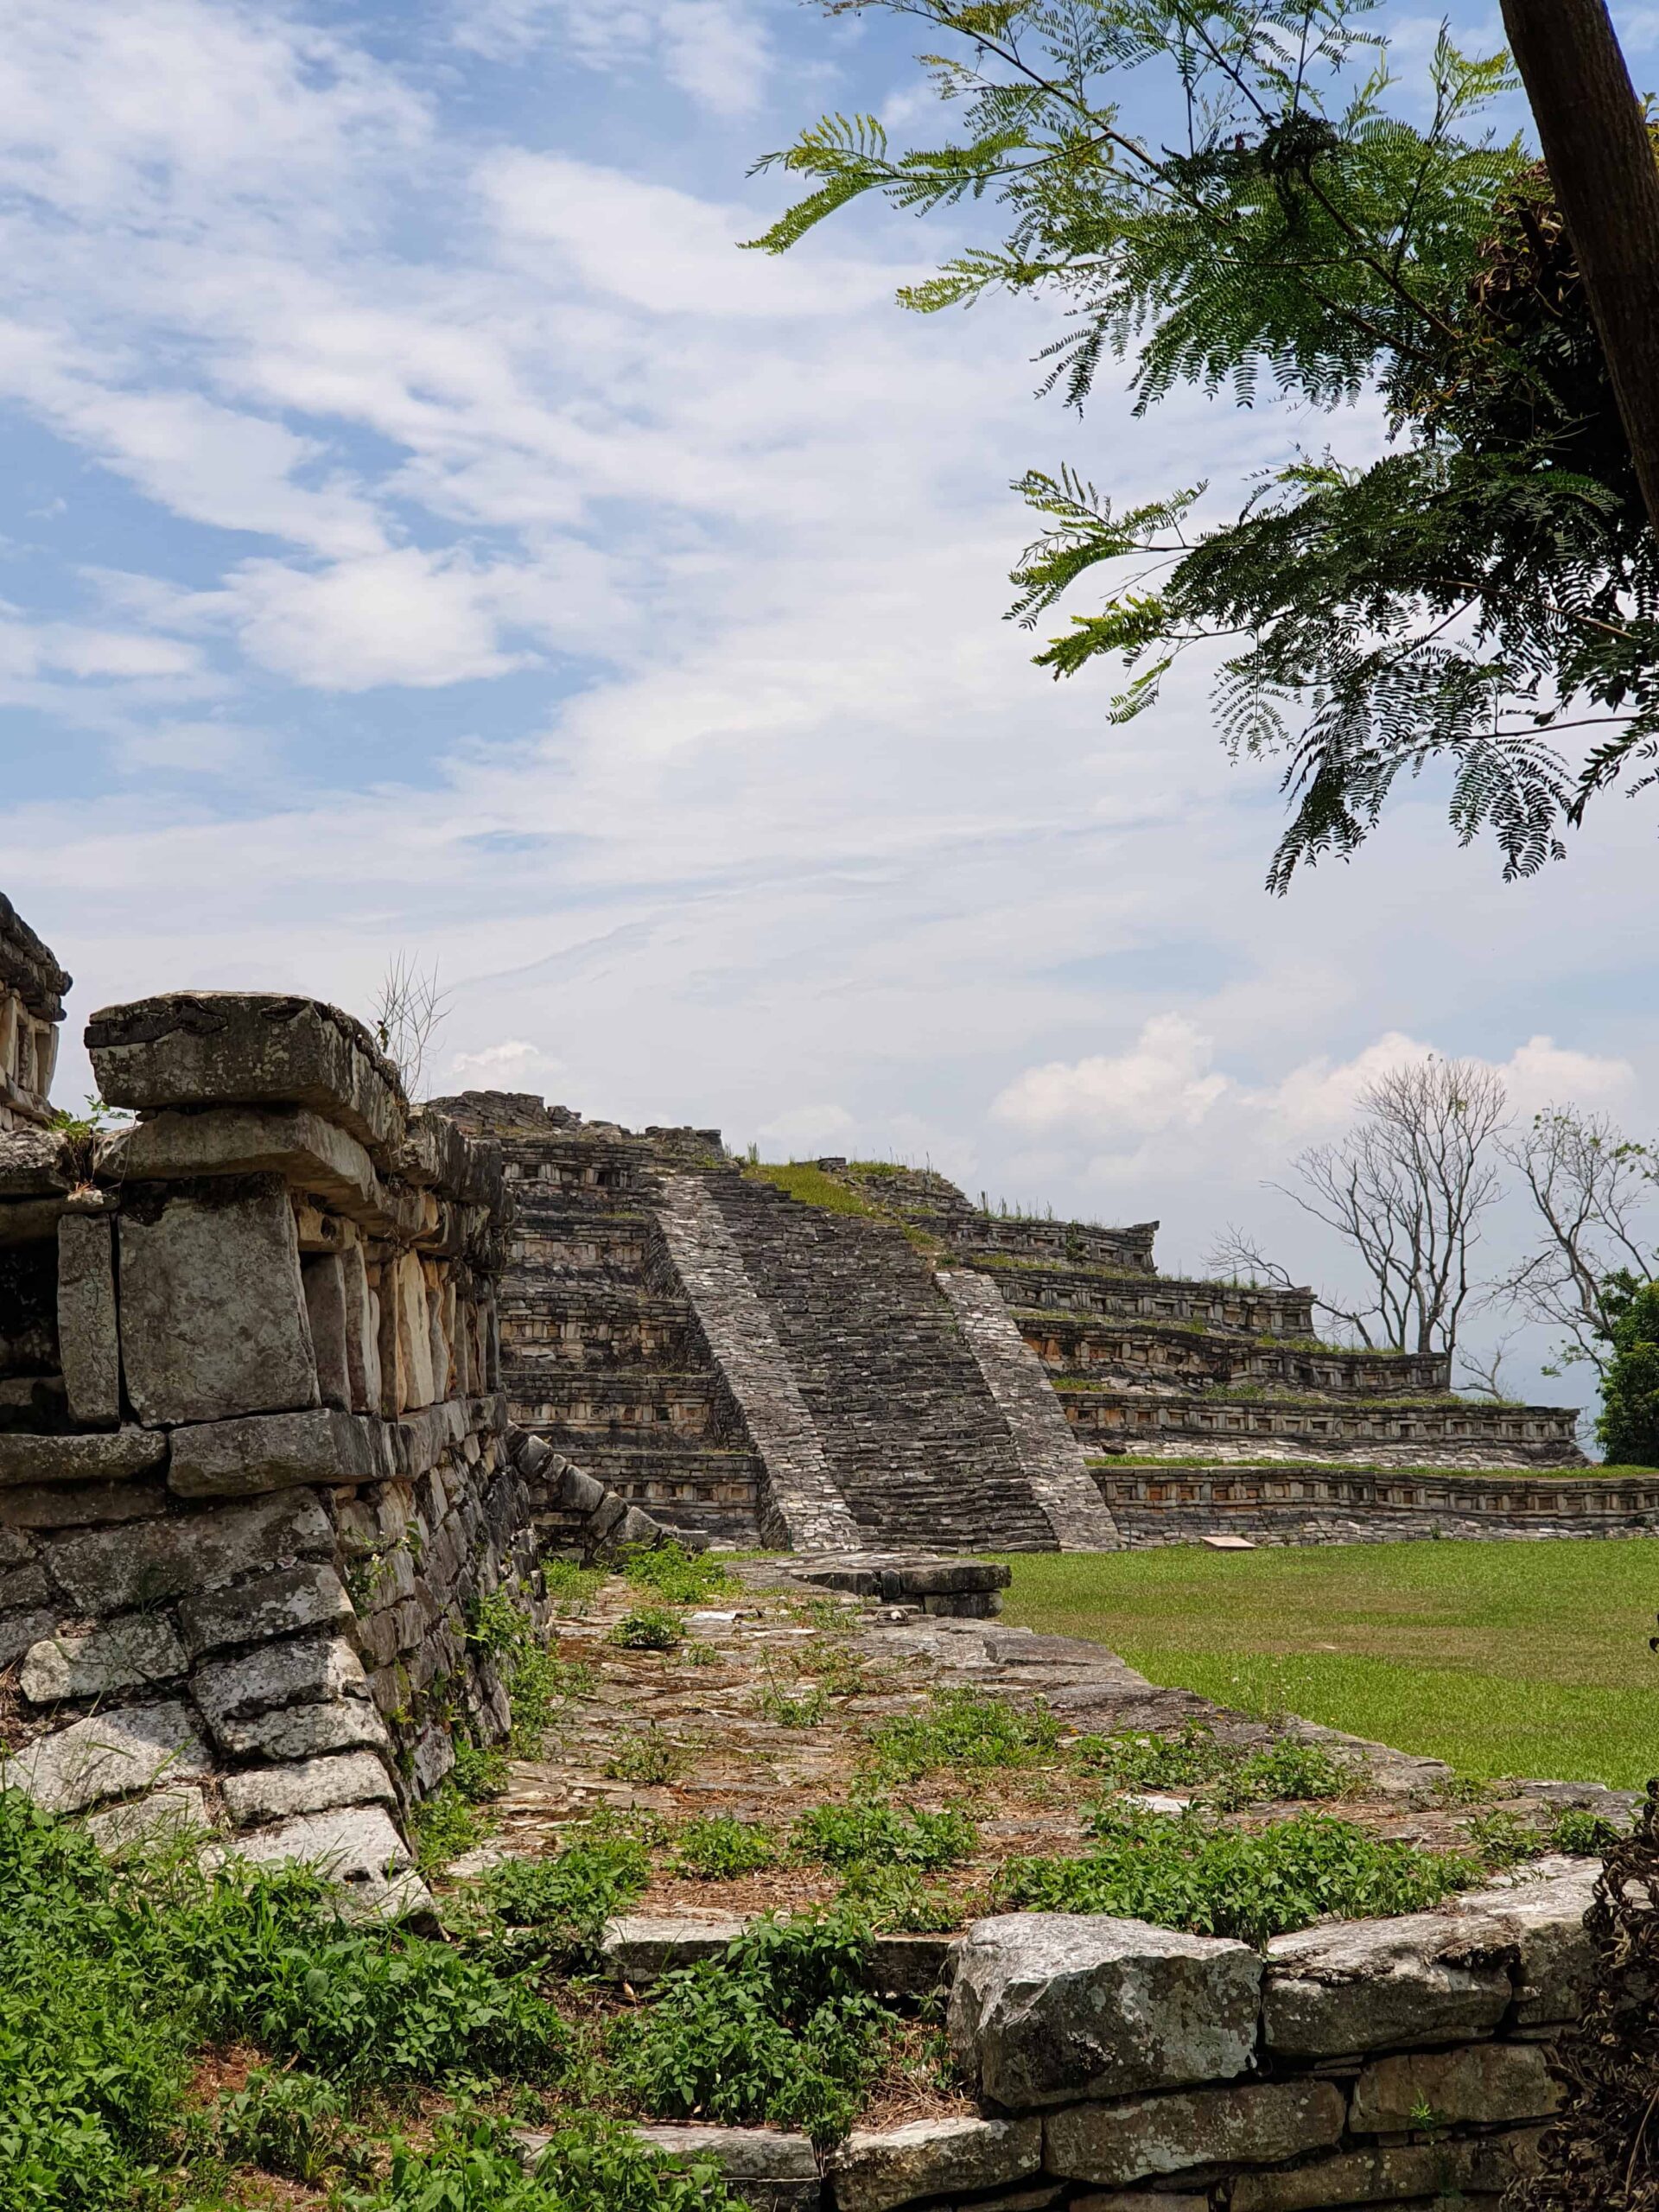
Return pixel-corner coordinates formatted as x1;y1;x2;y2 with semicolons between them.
751;0;1659;887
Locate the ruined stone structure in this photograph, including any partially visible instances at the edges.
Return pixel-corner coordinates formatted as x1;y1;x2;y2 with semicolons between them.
442;1111;1592;1554
0;893;67;1133
0;969;683;1905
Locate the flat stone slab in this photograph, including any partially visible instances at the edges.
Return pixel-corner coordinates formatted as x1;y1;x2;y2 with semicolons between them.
1350;2040;1563;2133
85;1785;214;1854
2;1701;213;1815
46;1488;334;1610
831;2114;1041;2212
1046;2079;1348;2187
222;1750;397;1829
0;1428;165;1488
168;1406;381;1498
87;991;407;1160
1455;1858;1602;2025
1263;1907;1513;2058
949;1913;1262;2108
518;2126;820;2212
601;1911;753;1980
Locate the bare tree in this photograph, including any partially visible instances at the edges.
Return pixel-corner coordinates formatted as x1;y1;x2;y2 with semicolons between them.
1496;1106;1659;1378
1458;1332;1519;1403
1274;1059;1509;1357
372;955;451;1102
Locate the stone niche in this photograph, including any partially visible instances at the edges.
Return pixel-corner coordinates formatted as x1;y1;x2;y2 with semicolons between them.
0;986;544;1915
0;891;68;1134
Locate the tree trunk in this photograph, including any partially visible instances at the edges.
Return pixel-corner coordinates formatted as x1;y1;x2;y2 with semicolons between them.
1500;0;1659;539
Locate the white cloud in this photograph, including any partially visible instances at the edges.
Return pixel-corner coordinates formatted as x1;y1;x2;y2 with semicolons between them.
452;0;773;116
111;721;263;775
446;1038;566;1090
995;1015;1230;1139
755;1103;856;1155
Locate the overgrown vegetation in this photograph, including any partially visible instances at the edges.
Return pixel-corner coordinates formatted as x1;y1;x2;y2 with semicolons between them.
866;1688;1063;1783
1597;1278;1659;1466
674;1816;779;1881
792;1799;979;1872
608;1910;897;2147
998;1800;1488;1944
345;2113;749;2212
1073;1719;1351;1808
620;1544;734;1607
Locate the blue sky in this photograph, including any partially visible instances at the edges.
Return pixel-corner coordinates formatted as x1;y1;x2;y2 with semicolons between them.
5;0;1659;1419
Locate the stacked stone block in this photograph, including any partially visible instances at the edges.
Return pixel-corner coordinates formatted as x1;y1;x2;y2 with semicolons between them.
0;892;67;1134
0;981;557;1907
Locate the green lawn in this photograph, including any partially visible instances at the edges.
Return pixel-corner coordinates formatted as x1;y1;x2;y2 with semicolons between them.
1001;1541;1659;1787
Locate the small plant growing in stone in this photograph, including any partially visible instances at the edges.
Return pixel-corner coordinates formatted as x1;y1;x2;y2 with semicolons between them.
836;1861;960;1933
542;1559;607;1614
609;1607;683;1653
621;1542;734;1605
1552;1804;1624;1855
1462;1808;1548;1868
602;1726;689;1783
755;1680;830;1728
675;1815;779;1879
680;1638;720;1667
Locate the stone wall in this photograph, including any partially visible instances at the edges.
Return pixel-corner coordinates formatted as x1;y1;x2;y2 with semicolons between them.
0;982;557;1909
596;1860;1595;2211
1098;1463;1659;1546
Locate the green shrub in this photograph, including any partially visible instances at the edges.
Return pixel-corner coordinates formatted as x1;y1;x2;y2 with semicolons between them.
346;2110;748;2211
868;1689;1061;1783
1598;1276;1659;1465
479;1829;652;1966
610;1609;684;1653
997;1804;1486;1945
1209;1739;1350;1810
620;1543;734;1606
543;1560;609;1615
675;1818;778;1880
836;1862;960;1933
792;1801;978;1873
610;1910;894;2146
1463;1808;1548;1868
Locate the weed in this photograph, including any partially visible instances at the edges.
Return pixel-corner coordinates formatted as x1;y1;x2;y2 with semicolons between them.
1552;1804;1624;1855
213;2066;357;2185
621;1543;734;1606
410;1784;495;1877
792;1801;978;1873
1462;1808;1548;1868
346;2109;747;2210
997;1803;1488;1946
543;1560;608;1615
837;1863;961;1933
798;1643;873;1699
680;1639;720;1667
755;1681;830;1728
1072;1720;1229;1791
1209;1739;1351;1810
675;1817;778;1880
610;1608;684;1654
610;1909;896;2146
478;1827;652;1967
868;1689;1061;1783
602;1727;690;1784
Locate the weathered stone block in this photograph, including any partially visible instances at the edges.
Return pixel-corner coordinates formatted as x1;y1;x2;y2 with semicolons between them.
1071;2195;1207;2212
1350;2042;1562;2133
109;1104;386;1221
57;1212;119;1427
948;1913;1262;2108
192;1633;371;1753
222;1749;396;1828
178;1560;354;1656
232;1802;429;1919
168;1405;378;1498
830;2114;1041;2212
0;1479;168;1528
619;2126;819;2212
0;1560;48;1611
1045;2081;1348;2187
556;1463;607;1515
601;1911;752;1981
119;1177;319;1426
1457;1861;1601;2025
302;1253;353;1410
0;1427;165;1488
2;1701;212;1815
1229;2130;1546;2212
340;1240;381;1413
0;1605;54;1667
1263;1910;1512;2057
229;1699;392;1764
87;993;406;1160
21;1614;187;1702
85;1784;213;1853
47;1487;334;1610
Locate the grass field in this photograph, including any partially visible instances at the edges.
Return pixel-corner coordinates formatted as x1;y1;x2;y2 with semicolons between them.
1001;1540;1659;1787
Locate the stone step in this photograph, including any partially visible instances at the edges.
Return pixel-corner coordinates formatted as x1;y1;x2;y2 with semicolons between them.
1064;1388;1583;1463
979;1261;1317;1338
501;1296;702;1367
506;1368;727;1443
1022;1317;1452;1397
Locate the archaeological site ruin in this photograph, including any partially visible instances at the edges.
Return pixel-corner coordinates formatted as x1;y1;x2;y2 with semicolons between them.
0;890;1643;2211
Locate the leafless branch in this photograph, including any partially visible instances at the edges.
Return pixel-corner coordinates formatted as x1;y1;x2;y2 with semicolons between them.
1494;1104;1659;1377
372;954;452;1102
